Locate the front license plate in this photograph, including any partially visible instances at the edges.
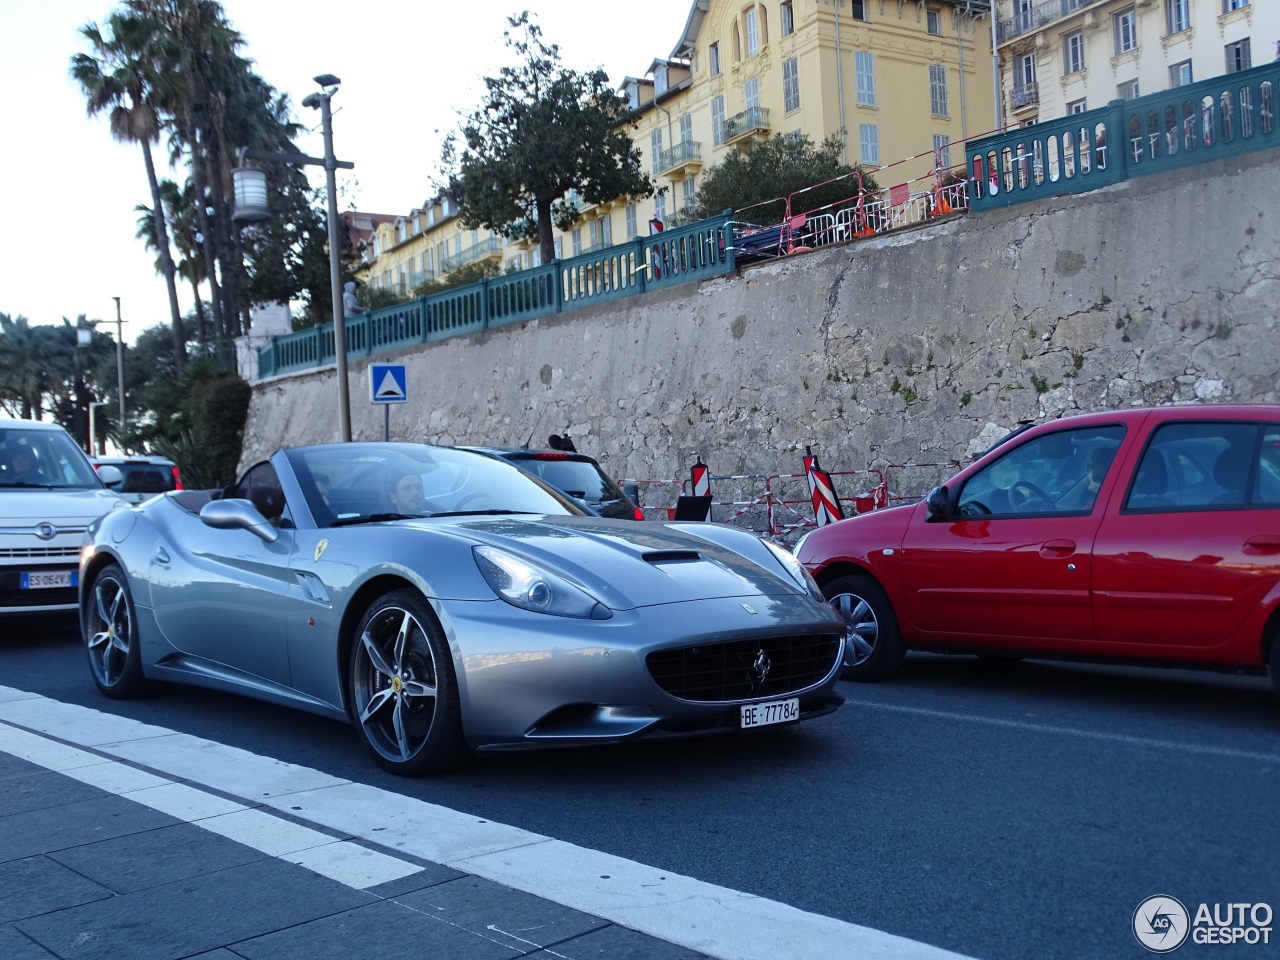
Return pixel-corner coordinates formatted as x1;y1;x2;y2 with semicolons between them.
741;697;799;729
21;570;76;590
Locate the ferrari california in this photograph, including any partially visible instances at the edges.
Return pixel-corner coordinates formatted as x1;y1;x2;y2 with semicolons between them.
80;442;845;775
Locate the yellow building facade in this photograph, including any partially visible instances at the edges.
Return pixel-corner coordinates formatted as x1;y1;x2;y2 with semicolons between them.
357;0;996;295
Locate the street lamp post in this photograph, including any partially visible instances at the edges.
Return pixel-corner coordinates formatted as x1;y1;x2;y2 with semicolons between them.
111;296;126;428
232;73;355;442
304;78;352;443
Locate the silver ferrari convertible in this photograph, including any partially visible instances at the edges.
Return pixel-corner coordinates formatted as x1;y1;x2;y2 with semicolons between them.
80;443;845;775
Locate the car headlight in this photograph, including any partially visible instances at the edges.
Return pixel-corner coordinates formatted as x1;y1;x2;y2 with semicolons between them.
762;538;824;601
473;545;611;619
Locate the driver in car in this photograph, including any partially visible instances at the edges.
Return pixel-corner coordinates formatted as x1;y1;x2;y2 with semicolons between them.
388;471;428;514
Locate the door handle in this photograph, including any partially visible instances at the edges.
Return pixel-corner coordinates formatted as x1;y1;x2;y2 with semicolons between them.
1243;536;1280;556
154;545;170;564
1039;539;1076;558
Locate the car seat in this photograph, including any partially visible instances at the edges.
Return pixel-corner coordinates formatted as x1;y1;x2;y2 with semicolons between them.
1128;450;1172;508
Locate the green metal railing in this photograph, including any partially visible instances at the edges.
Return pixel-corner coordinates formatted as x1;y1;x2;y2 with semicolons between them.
969;61;1279;211
257;214;736;379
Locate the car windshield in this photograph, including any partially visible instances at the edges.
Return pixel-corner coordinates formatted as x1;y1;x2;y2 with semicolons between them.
0;426;101;489
506;455;624;502
284;443;584;527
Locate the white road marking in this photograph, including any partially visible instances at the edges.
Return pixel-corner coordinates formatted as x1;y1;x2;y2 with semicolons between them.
844;698;1280;764
0;685;977;960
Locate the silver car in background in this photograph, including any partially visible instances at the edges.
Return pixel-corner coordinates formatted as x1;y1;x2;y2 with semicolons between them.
80;442;845;776
1;420;123;616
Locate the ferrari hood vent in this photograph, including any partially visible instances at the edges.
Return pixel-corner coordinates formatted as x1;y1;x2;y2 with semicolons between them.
642;550;701;564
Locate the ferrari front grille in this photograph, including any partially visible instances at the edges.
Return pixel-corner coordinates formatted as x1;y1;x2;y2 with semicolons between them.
646;634;841;702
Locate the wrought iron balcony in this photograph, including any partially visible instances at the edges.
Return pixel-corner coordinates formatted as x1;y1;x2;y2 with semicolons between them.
442;236;502;272
997;0;1097;43
1011;81;1040;110
657;139;703;176
722;107;771;145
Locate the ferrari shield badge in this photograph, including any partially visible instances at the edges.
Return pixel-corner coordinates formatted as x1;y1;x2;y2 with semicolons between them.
313;539;329;562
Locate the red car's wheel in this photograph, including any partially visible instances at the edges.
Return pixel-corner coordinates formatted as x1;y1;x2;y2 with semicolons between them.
824;574;906;681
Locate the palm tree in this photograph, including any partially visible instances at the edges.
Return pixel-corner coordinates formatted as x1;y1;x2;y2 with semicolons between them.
136;180;209;343
0;314;52;420
126;0;244;341
71;12;187;375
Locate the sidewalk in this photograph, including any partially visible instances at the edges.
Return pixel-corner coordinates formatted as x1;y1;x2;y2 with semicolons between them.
0;687;974;960
0;732;709;960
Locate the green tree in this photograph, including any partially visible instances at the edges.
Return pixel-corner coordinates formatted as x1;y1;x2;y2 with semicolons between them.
443;12;651;266
692;132;878;225
72;11;187;376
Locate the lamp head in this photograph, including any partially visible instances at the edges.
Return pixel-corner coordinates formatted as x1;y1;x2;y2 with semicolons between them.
302;92;321;109
313;73;340;88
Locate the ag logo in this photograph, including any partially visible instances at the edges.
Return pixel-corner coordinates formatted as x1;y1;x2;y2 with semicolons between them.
1134;895;1190;953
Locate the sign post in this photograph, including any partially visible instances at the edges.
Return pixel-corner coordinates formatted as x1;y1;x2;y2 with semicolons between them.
369;363;408;441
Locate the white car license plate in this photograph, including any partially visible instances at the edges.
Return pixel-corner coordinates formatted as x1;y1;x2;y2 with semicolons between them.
741;697;799;729
21;571;76;590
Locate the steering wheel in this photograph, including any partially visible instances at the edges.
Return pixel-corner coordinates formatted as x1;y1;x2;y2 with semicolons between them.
959;500;991;516
1008;480;1055;511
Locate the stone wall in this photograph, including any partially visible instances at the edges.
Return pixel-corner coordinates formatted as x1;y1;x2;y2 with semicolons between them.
244;149;1279;499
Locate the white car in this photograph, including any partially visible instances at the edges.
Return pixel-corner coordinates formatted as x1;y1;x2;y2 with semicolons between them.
1;420;124;616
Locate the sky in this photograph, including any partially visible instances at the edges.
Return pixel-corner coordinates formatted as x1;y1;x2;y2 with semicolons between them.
0;1;693;343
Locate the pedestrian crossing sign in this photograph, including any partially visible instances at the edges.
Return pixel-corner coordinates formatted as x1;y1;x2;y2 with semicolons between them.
369;363;408;404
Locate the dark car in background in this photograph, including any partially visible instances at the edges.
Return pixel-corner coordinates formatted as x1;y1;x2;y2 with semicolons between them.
90;455;182;505
462;446;643;520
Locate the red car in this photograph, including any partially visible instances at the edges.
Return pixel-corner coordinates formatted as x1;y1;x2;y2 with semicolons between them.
795;405;1280;693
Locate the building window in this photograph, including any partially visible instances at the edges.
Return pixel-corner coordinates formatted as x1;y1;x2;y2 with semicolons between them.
850;0;867;21
1114;8;1137;54
709;42;721;76
1067;98;1088;114
745;76;761;112
1063;32;1085;75
397;222;407;242
601;214;612;246
554;238;563;260
929;63;948;116
655;64;668;94
712;95;726;145
932;134;951;169
679;112;692;143
783;57;800;112
1222;0;1248;10
651;129;664;173
625;203;638;238
654;191;667;224
786;129;803;143
682;177;696;213
1018;54;1036;86
1118;78;1140;100
413;215;421;234
855;51;876;106
1167;0;1190;33
1226;39;1251;72
1170;60;1193;86
746;8;760;56
859;123;879;165
427;208;436;227
781;1;794;37
927;9;941;35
